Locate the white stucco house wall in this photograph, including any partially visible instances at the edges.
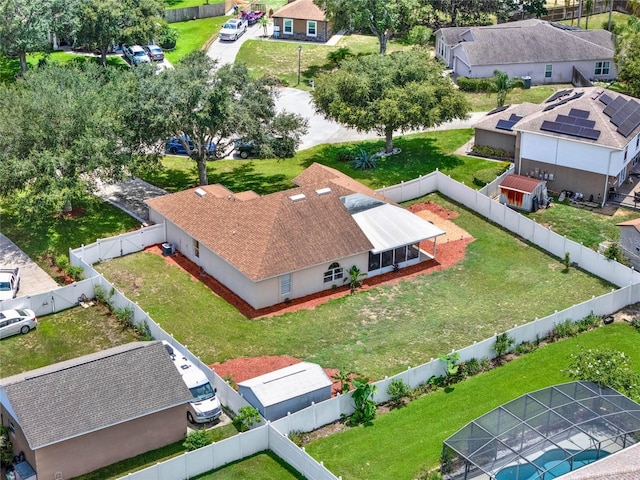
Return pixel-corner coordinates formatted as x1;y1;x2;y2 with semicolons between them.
472;87;640;205
435;19;616;85
146;164;445;310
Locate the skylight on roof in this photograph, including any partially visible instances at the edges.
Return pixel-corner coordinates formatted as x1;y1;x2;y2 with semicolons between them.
195;188;206;197
289;193;306;202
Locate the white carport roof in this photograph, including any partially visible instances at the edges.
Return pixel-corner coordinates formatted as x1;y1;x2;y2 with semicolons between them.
351;203;445;254
237;362;332;408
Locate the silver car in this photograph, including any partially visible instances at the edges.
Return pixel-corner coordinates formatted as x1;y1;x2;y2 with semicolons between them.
0;308;37;339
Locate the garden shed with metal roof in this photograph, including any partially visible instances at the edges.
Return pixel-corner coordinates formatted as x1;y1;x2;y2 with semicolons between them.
441;381;640;480
237;362;332;421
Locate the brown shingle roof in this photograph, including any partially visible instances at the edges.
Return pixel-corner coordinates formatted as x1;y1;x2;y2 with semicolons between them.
272;0;326;21
500;174;545;194
146;164;375;281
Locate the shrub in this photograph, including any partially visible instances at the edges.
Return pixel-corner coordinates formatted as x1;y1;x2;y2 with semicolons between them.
631;316;640;332
288;430;306;447
114;306;135;330
93;284;112;305
472;167;499;187
387;378;410;406
326;46;352;66
232;406;261;432
456;76;494;92
336;148;356;163
415;468;443;480
66;265;84;281
56;254;70;271
183;429;211;451
563;252;571;270
463;358;486;376
0;426;13;466
158;26;178;50
602;19;616;32
604;242;622;262
351;148;377;170
348;378;378;426
564;349;640;401
494;332;515;358
332;366;355;395
553;319;579;339
406;26;432;47
514;341;537;356
134;320;153;340
576;314;601;332
471;144;512;160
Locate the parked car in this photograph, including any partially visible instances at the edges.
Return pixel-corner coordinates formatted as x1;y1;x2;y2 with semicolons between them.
144;44;164;62
123;45;151;66
0;267;20;301
235;139;258;159
0;308;37;340
219;18;247;41
165;136;219;158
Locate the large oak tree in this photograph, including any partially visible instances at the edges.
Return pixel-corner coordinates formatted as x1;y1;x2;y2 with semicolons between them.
132;51;308;186
311;50;469;154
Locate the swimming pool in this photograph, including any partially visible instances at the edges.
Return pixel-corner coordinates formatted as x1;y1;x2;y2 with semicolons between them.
495;448;609;480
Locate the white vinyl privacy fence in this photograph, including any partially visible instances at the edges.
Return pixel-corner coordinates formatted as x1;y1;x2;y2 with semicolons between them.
4;170;638;480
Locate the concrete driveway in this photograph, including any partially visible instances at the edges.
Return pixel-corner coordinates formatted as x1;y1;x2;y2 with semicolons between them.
0;233;58;298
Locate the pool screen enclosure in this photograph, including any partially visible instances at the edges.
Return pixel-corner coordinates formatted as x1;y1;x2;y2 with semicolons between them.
441;382;640;480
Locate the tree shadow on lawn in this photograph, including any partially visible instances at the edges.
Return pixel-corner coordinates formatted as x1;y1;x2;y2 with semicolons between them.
300;136;465;187
0;55;21;83
140;165;199;193
209;162;292;195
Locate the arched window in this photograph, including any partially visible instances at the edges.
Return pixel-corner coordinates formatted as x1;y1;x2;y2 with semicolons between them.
323;262;343;283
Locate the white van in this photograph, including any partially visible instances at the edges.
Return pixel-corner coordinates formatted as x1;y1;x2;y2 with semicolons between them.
163;341;222;424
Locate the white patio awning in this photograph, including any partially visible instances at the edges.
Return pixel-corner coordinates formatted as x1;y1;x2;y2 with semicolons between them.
352;203;445;254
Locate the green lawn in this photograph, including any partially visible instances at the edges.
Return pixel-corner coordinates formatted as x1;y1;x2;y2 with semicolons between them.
237;34;411;89
165;16;229;65
526;201;640;250
0;197;140;280
193;451;305;480
140;129;508;194
559;11;632;30
306;323;640;480
71;424;239;480
464;84;573;112
95;193;612;380
0;306;139;377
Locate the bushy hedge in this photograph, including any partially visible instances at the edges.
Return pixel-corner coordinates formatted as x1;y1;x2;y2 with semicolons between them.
471;144;513;160
456;76;494;92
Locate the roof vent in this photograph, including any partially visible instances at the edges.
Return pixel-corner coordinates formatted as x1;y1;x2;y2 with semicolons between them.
195;188;206;197
315;187;331;196
289;193;306;202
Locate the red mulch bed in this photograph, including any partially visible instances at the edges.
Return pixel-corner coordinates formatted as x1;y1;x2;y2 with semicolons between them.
146;201;473;386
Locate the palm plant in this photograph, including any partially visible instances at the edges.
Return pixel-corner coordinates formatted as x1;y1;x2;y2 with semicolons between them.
492;70;515;108
344;265;367;293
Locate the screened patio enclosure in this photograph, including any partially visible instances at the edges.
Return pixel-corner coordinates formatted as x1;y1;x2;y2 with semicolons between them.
442;382;640;480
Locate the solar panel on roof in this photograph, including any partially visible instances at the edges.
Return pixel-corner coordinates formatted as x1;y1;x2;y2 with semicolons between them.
603;96;626;117
487;105;510;115
556;114;578;125
599;93;612;105
569;108;590;119
577;129;601;140
541;120;562;133
560;123;582;135
508;114;523;122
575;118;596;128
591;89;604;100
617;113;640;138
496;119;516;131
543;104;557;112
545;89;571;103
541;120;601;141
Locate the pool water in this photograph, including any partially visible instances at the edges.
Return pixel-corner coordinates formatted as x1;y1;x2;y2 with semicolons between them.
495;449;609;480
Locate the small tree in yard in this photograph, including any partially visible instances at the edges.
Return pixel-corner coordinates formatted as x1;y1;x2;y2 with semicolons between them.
564;349;640;401
348;379;378;426
232;406;262;432
494;332;515;360
387;378;410;407
345;265;367;294
183;429;211;451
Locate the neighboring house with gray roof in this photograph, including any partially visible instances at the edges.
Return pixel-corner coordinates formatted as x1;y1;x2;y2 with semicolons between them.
473;87;640;204
616;218;640;270
272;0;332;42
435;19;616;84
146;163;445;310
0;342;192;480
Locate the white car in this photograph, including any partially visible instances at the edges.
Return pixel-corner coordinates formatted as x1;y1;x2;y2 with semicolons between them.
219;19;247;41
0;309;37;339
123;44;151;66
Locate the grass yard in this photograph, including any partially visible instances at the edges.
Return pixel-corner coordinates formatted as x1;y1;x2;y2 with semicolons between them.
165;16;229;65
306;323;640;480
464;84;573;113
0;306;139;377
237;34;411;88
526;201;640;249
95;193;612;380
559;11;632;30
140;129;508;194
0;197;140;279
192;451;305;480
72;424;239;480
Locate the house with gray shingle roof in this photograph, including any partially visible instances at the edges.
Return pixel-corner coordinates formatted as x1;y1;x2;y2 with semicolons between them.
146;163;445;310
473;87;640;205
271;0;332;42
435;19;616;84
0;342;192;480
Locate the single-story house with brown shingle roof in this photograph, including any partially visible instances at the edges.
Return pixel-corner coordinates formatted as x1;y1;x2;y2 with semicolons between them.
146;163;445;309
0;342;192;480
435;19;616;84
499;174;547;212
473;87;640;205
271;0;332;42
